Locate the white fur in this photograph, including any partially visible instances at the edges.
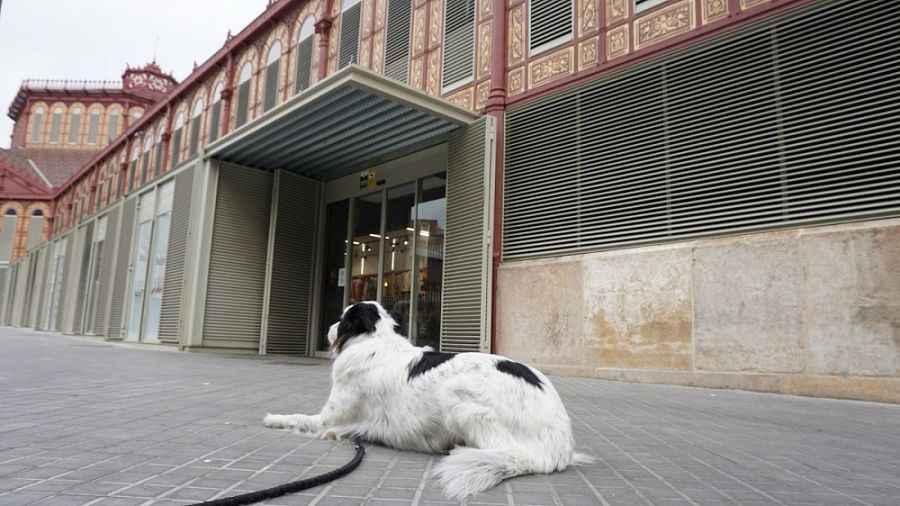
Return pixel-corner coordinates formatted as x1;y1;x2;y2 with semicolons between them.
264;301;593;500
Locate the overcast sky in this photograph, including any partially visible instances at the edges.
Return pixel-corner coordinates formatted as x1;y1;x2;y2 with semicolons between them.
0;0;267;149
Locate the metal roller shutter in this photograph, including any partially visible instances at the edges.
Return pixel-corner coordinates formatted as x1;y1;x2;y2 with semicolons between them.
294;38;314;93
440;116;495;352
203;165;272;349
0;267;8;324
3;264;19;325
107;200;136;338
158;167;195;343
11;257;29;326
503;0;900;260
70;222;94;334
262;171;320;355
529;0;572;54
26;247;49;328
93;207;119;336
55;233;74;331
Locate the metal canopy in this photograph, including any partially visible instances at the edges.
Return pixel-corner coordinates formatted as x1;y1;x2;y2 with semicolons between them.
205;65;480;180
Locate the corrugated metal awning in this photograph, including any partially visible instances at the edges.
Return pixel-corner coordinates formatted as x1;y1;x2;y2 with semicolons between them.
206;65;480;180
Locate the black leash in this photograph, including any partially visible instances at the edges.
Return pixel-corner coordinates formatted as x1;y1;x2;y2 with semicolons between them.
190;437;365;506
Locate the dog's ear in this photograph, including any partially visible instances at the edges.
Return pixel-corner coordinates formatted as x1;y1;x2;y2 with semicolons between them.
333;303;381;353
387;310;403;334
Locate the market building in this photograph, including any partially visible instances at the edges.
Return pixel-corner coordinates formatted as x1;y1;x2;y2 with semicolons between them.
1;0;897;402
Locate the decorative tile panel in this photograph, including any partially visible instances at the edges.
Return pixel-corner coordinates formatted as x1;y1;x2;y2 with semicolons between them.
508;67;524;96
427;50;441;95
634;0;695;51
479;0;492;20
606;24;629;60
360;39;372;68
740;0;769;9
413;7;426;53
446;86;474;109
606;0;627;26
477;22;492;79
579;0;598;35
430;0;443;47
508;5;525;65
372;29;385;72
578;37;599;70
476;80;490;107
376;0;387;29
528;46;573;89
702;0;728;24
411;57;424;89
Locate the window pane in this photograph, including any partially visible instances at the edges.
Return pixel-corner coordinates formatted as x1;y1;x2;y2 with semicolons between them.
351;192;382;304
382;183;415;336
142;212;171;341
414;175;446;349
126;220;153;340
318;200;349;351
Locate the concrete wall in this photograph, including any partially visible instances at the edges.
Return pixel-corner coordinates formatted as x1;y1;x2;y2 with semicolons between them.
496;218;900;403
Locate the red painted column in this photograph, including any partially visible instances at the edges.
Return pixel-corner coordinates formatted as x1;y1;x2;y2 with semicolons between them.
315;18;334;81
486;0;508;353
221;52;236;137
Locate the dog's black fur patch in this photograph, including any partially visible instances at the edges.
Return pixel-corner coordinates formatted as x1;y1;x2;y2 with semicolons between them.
496;360;543;390
408;351;457;380
333;303;381;353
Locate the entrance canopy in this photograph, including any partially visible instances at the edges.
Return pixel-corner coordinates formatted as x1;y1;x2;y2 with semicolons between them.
205;65;480;180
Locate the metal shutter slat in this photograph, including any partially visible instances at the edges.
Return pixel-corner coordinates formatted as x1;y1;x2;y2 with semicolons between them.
158;168;194;343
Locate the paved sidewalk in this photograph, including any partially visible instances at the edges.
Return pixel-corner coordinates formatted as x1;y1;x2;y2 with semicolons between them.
0;328;898;506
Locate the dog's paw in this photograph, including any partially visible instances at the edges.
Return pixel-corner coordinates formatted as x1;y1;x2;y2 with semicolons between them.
263;413;298;429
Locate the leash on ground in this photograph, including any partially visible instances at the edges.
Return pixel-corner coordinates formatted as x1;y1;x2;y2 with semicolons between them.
189;436;365;506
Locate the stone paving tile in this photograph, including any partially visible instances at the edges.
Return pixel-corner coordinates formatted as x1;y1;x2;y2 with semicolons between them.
2;328;900;505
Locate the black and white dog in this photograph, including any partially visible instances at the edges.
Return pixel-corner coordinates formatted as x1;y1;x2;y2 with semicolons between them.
264;301;592;500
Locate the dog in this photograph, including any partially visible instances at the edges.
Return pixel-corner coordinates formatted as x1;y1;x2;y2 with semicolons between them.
263;301;592;500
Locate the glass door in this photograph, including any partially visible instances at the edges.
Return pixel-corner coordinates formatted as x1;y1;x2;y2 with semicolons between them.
316;173;446;352
82;216;107;334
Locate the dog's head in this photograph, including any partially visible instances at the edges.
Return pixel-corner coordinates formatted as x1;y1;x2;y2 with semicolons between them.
327;301;399;354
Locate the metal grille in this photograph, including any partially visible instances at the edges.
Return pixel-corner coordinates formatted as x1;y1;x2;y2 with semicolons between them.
54;234;73;331
209;101;222;142
0;268;7;324
442;0;475;90
28;248;50;328
339;3;362;69
504;0;900;260
263;171;319;355
49;111;62;143
11;257;28;326
295;38;314;93
236;80;252;127
384;0;412;83
93;208;118;336
87;111;99;144
1;215;17;261
170;128;182;168
158;168;194;343
264;61;280;112
440;116;494;353
107;199;136;338
203;166;272;349
529;0;572;54
68;111;81;144
189;116;201;156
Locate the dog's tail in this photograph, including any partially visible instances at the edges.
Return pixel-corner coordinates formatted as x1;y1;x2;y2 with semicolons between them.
433;447;594;501
432;447;518;501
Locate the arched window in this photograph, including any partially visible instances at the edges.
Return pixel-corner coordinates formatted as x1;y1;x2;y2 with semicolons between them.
68;107;83;144
442;0;475;91
30;106;44;144
128;144;141;191
384;0;412;83
155;125;166;175
263;41;282;112
295;18;315;93
1;209;18;262
209;82;224;142
189;98;205;155
142;135;153;183
338;0;362;69
171;112;185;167
49;106;64;144
87;108;101;145
27;210;44;250
529;0;573;55
235;62;253;128
107;109;121;140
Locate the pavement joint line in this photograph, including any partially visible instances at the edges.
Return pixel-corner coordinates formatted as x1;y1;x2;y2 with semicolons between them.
410;455;435;505
359;451;401;505
541;473;564;506
571;465;611;506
